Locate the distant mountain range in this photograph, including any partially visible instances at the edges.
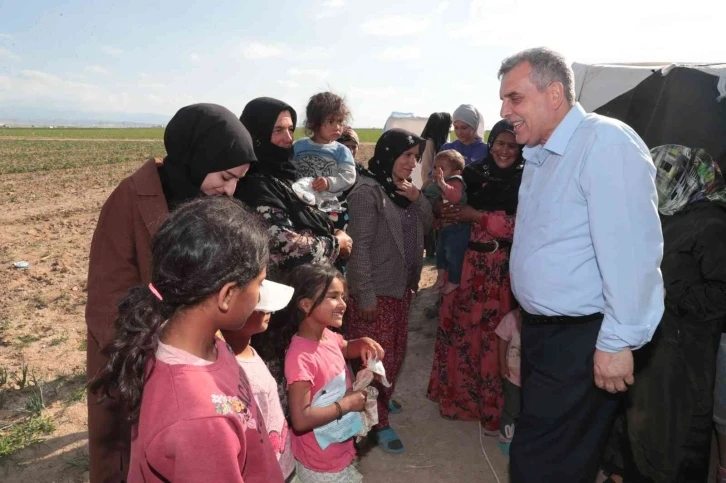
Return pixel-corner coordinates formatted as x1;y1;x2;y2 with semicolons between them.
0;104;172;127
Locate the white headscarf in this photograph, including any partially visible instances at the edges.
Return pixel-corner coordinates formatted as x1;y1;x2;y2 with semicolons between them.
453;104;485;139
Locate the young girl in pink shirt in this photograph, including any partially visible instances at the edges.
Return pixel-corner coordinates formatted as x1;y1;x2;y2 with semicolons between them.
90;197;284;483
283;263;384;483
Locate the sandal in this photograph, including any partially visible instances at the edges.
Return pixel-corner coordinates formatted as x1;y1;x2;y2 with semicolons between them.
496;441;510;457
387;399;402;414
376;427;404;454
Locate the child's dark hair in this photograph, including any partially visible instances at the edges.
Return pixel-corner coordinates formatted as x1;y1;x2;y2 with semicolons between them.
89;196;269;423
420;112;452;152
304;92;350;135
253;263;345;372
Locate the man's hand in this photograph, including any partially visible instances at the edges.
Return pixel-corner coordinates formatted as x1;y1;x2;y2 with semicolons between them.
593;348;634;393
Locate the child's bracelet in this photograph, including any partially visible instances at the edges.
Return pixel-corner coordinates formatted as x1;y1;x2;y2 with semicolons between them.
334;402;343;420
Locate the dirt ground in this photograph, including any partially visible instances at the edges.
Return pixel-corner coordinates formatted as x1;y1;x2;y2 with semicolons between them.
0;141;508;482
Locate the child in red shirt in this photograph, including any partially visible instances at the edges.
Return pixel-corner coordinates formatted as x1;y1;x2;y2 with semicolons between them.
282;263;384;482
90;197;284;483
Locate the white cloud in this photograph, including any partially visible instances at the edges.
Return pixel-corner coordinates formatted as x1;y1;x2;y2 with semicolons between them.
298;46;335;60
349;86;397;99
446;0;723;63
315;11;336;20
0;69;192;115
434;1;450;14
140;82;167;91
85;65;109;75
453;80;477;93
242;41;283;60
375;46;421;61
189;52;201;63
278;80;299;89
288;68;329;80
0;47;19;60
361;15;430;36
315;0;344;16
102;46;124;56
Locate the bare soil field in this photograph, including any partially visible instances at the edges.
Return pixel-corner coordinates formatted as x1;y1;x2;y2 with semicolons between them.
0;138;507;482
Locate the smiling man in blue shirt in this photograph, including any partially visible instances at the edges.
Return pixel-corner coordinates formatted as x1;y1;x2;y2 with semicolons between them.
499;48;665;482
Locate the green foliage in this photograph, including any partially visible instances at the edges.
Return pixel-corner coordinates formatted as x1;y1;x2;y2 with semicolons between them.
12;362;29;389
0;127;164;139
25;383;46;416
0;139;165;174
0;416;55;460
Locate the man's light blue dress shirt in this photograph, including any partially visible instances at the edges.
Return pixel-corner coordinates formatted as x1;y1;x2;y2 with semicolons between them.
510;103;665;353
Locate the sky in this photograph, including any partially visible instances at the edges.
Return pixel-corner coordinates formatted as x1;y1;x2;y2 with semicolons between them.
0;0;723;128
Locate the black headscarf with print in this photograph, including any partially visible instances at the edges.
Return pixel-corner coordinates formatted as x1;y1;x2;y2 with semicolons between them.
158;103;257;209
361;128;426;209
234;98;333;237
420;112;452;153
463;119;524;215
240;97;298;181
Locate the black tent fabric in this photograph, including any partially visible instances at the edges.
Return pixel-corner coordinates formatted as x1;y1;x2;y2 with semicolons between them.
593;66;726;172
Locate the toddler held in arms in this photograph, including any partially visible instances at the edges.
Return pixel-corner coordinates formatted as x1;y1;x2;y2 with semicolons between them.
423;149;471;294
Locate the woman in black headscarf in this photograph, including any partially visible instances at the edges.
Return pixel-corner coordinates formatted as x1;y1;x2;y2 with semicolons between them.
86;103;257;483
233;97;353;420
427;120;524;432
234;97;352;278
345;128;433;454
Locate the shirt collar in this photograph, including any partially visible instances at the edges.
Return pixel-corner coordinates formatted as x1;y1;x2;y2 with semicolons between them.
522;103;587;166
520;104;586;166
543;103;586;155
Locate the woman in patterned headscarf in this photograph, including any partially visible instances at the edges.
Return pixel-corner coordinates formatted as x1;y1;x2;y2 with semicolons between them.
345;128;433;454
603;145;726;483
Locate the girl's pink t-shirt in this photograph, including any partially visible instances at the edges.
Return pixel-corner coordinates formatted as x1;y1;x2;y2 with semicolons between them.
128;338;284;483
236;349;295;479
284;328;356;473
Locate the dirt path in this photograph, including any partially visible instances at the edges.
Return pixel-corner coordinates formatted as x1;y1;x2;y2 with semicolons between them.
357;268;509;482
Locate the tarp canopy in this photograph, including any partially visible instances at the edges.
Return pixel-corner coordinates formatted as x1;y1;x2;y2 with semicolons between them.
383;112;430;137
573;62;726;171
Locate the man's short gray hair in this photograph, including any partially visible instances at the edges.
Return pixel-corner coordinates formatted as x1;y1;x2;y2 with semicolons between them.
498;47;576;105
